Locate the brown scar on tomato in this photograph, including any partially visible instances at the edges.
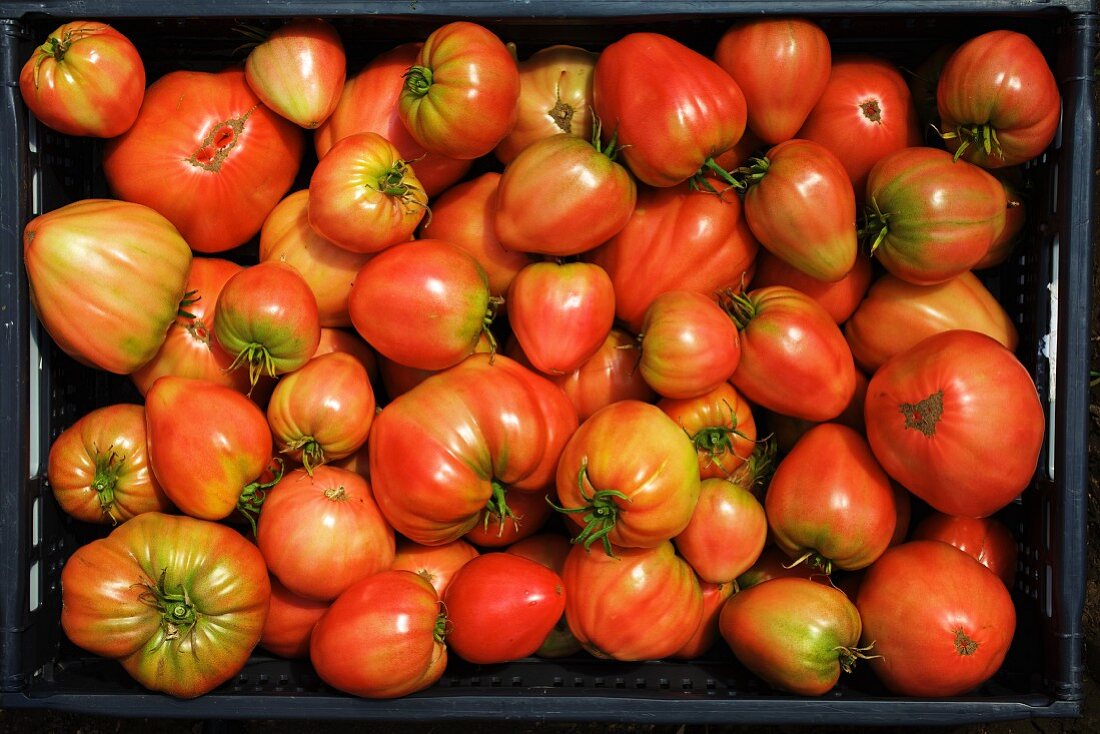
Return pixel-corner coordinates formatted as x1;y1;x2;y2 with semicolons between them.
900;390;944;437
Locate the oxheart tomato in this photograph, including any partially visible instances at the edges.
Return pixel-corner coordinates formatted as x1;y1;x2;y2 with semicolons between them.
310;571;447;699
392;538;480;597
658;382;757;480
506;534;583;658
857;540;1016;696
674;478;767;584
865;330;1044;518
260;575;329;659
443;553;566;664
24;199;192;375
60;512;270;698
912;512;1018;588
47;404;172;524
20;21;144;138
104;68;303;253
673;580;735;659
749;249;873;325
593;33;746;187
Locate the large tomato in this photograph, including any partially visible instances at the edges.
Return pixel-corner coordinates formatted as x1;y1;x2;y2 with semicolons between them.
24;199;192;375
658;382;757;480
674;478;767;584
864;330;1044;518
104;68;303;253
538;328;656;422
912;512;1018;588
857;540;1016;696
749;249;872;325
592;33;746;187
19;21;144;137
60;513;270;698
47;404;172;524
260;575;329;659
392;539;480;597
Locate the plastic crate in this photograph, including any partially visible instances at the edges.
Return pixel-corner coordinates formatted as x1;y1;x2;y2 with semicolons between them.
0;1;1095;725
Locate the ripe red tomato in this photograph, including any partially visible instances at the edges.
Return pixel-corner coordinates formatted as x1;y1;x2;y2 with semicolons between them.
672;580;735;660
765;369;870;454
399;22;519;160
260;575;330;659
245;18;345;129
714;18;830;144
506;533;582;658
379;332;494;400
857;540;1016;696
19;21;144;137
443;553;566;664
639;291;741;400
392;539;480;597
912;512;1018;588
465;489;553;549
104;68;303;253
674;478;767;584
312;327;378;384
937;30;1060;168
749;249;872;325
865;330;1044;518
310;571;447;699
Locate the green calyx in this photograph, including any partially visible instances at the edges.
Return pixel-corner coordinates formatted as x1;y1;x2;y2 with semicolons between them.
90;444;124;524
834;642;883;674
480;480;519;538
718;287;757;331
177;289;200;321
547;460;630;556
784;549;833;576
282;436;326;476
236;458;285;535
434;605;449;645
590;115;625;162
941;123;1004;163
403;65;434;97
689;157;744;196
859;196;891;255
227;342;277;393
137;568;199;649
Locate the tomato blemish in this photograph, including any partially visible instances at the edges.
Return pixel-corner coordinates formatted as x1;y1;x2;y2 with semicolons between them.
859;98;883;124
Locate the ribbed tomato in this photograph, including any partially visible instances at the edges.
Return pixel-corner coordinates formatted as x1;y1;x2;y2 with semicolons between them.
658;381;757;480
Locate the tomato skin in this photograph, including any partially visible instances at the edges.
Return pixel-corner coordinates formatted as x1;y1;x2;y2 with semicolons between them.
399;22;519;160
465;490;553;549
844;271;1018;374
593;33;746;187
857;540;1016;696
750;249;872;325
977;174;1027;269
393;539;480;597
60;512;270;698
865;330;1044;518
639;291;741;400
260;575;329;659
714;18;830;144
104;68;303;253
380;332;493;400
312;327;378;384
675;478;767;584
937;30;1060;168
563;541;703;661
245;18;345;129
720;577;863;696
310;571;447;699
444;553;566;664
765;368;870;454
48;404;172;524
506;533;582;658
673;580;735;659
658;382;756;480
912;513;1018;588
24;199;192;376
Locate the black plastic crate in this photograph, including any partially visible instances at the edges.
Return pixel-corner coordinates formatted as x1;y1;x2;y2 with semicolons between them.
0;0;1095;725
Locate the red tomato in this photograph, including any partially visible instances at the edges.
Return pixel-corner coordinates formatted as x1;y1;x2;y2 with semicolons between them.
764;369;870;454
465;490;553;549
392;539;480;597
506;533;582;658
639;291;741;400
937;30;1060;168
24;199;191;376
399;22;519;160
865;330;1044;518
245;18;345;129
977;174;1027;269
593;33;746;187
563;541;702;660
588;183;758;333
310;571;447;698
104;68;303;253
379;332;494;400
714;18;830;144
673;580;735;660
750;249;872;324
658;382;757;480
260;575;329;659
857;540;1016;696
20;21;144;137
912;513;1018;588
47;404;172;524
797;56;921;194
675;478;767;584
314;43;470;195
312;327;378;384
555;401;700;553
443;553;566;664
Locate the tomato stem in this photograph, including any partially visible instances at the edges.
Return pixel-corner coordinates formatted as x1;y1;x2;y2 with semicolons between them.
860;196;891;255
546;460;630;556
90;443;124;524
282;436;325;476
403;65;434;97
834;641;883;673
236;458;285;535
690;158;743;196
227;342;277;393
482;480;519;537
718;288;758;331
482;297;504;364
136;568;199;650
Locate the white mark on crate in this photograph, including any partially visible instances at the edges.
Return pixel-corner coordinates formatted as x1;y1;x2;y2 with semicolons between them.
28;559;39;612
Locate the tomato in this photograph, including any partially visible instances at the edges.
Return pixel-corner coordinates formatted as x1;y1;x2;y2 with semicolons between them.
672;580;735;660
60;513;270;698
865;330;1044;518
587;183;758;333
505;534;582;658
741;139;857;282
797;56;922;195
857;540;1016;696
726;285;857;422
104;68;303;254
24;199;191;375
266;352;375;471
714;18;830;144
245;18;345;129
310;571;447;698
256;466;394;601
260;575;329;659
379;332;494;400
844;271;1018;373
750;249;872;325
720;577;865;695
496;45;597;164
555;400;699;553
399;22;519;160
443;553;566;664
864;147;1007;285
937;30;1060;168
764;369;870;454
736;546;825;590
47;404;172;524
19;21;144;137
308;132;427;254
639;291;741;400
593;33;746;187
976;174;1027;269
349;239;494;371
145;376;276;523
767;424;896;573
313;327;378;378
315;43;470;195
370;354;577;545
658;382;756;480
890;483;913;547
912;513;1018;588
465;490;553;549
675;478;766;584
392;539;480;597
259;191;371;328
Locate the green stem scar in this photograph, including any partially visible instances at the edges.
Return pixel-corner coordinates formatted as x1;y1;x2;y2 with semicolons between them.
136;568;199;650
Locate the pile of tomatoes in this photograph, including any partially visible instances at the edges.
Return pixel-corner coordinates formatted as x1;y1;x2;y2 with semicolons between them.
21;15;1058;702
